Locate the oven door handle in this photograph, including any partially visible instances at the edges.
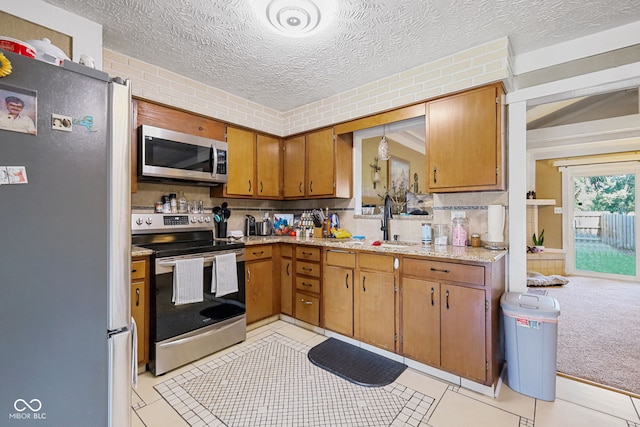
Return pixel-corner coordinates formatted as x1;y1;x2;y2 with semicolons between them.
158;257;217;268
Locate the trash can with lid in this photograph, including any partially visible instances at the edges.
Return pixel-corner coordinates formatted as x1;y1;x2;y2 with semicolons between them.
500;292;560;401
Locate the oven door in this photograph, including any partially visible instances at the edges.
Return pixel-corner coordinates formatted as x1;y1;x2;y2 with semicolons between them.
153;249;245;343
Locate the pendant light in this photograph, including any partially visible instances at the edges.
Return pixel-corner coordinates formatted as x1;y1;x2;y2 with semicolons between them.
377;125;389;161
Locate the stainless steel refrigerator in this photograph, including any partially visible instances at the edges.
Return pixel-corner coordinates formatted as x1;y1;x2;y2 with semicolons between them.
0;50;133;426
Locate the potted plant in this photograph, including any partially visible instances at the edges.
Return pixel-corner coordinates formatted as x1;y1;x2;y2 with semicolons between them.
531;229;545;252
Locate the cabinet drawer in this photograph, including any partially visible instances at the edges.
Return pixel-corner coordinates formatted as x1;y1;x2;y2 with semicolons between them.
358;252;394;273
296;261;320;278
280;244;293;258
325;249;356;268
404;258;485;286
246;245;273;261
296;276;320;293
296;292;320;325
296;246;321;262
131;260;146;280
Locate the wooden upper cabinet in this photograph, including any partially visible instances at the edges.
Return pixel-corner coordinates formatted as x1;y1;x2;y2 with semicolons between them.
283;135;306;198
131;98;225;193
283;128;352;199
256;134;281;198
306;128;335;196
226;126;256;196
426;83;505;192
223;127;281;199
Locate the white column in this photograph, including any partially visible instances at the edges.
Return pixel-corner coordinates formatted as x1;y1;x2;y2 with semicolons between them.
507;101;528;292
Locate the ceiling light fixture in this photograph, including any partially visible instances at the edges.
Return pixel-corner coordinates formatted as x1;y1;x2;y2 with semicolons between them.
259;0;332;37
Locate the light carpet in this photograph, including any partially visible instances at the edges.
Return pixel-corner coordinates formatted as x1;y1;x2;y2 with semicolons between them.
543;276;640;396
154;333;434;426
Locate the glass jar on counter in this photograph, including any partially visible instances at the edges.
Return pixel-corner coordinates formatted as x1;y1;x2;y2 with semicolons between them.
451;217;468;247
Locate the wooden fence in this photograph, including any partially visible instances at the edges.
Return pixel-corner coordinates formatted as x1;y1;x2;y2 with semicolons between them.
574;211;635;250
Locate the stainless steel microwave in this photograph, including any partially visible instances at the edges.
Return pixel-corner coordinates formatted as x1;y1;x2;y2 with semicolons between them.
138;125;228;185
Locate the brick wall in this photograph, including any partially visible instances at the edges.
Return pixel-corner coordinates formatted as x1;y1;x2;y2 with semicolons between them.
102;38;509;136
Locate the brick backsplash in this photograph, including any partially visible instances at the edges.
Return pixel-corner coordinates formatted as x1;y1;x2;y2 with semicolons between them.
102;37;508;137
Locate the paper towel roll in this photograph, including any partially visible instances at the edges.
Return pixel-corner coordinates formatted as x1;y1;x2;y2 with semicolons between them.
487;205;505;243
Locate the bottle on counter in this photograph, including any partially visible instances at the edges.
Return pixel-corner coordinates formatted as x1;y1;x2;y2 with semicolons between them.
169;193;177;213
162;194;171;213
323;207;331;238
178;191;188;213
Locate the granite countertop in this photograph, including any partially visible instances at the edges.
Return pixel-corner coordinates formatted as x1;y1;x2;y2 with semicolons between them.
132;245;154;257
239;236;507;263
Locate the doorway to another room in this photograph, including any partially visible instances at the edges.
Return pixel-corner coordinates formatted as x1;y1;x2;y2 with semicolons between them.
562;163;638;280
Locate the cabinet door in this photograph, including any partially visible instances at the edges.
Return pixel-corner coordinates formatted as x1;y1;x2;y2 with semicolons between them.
440;284;486;383
427;84;501;191
280;257;293;316
131;280;146;364
226;126;255;196
306;128;335;196
283;136;306;198
323;265;354;336
246;259;274;324
256;134;281;198
357;271;396;351
401;278;440;366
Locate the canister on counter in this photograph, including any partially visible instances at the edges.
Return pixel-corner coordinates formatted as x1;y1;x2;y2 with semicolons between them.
421;223;432;245
471;233;481;247
154;201;163;213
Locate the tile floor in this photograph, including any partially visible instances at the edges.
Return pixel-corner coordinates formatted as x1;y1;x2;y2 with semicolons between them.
132;320;640;427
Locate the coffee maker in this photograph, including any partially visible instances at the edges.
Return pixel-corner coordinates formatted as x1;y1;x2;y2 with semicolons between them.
245;215;256;236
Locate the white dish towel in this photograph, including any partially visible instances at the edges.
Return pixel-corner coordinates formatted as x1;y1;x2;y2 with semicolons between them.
211;253;238;297
172;258;204;305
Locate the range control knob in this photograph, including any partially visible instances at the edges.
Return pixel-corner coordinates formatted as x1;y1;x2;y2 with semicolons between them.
190;217;197;223
135;217;143;226
197;217;204;223
204;217;211;223
145;217;153;225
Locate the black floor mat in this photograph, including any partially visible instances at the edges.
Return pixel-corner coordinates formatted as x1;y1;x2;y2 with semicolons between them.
307;338;407;387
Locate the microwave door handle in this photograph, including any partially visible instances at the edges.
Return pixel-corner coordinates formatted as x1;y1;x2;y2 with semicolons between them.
211;144;218;177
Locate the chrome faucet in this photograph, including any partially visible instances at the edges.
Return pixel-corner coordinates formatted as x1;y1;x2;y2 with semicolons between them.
380;194;393;241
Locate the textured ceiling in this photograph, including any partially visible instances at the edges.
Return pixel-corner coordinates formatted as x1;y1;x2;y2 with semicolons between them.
42;0;640;112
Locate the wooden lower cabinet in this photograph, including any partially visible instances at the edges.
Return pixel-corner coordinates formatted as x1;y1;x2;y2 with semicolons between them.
440;284;486;383
279;244;294;317
246;245;275;324
323;264;354;337
401;278;440;366
294;245;322;326
295;292;320;325
355;253;397;352
131;256;150;364
400;255;502;386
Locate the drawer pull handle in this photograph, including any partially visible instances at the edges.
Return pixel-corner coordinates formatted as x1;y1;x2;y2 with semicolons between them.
135;288;140;307
430;287;434;306
430;267;450;274
302;267;313;272
252;251;264;256
362;276;366;292
302;282;313;287
302;251;313;256
445;289;450;309
345;273;349;289
131;269;137;273
301;299;313;305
